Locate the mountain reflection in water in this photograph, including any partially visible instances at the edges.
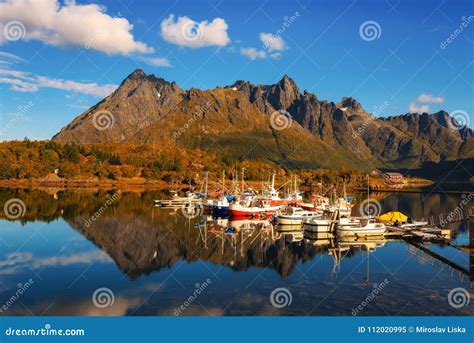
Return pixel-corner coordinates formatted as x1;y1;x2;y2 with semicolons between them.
0;187;472;316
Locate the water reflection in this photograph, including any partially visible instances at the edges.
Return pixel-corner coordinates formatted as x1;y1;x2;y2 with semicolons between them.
0;187;472;316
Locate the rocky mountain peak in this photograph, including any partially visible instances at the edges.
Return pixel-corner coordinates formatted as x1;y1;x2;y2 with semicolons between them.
339;96;363;112
126;68;146;80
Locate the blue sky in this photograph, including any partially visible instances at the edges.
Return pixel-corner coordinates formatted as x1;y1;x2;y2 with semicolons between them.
0;0;473;140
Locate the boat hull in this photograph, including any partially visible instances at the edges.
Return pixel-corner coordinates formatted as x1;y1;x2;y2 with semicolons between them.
277;217;304;226
303;221;332;233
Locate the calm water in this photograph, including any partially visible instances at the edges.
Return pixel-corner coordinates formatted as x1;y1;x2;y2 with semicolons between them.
0;187;472;316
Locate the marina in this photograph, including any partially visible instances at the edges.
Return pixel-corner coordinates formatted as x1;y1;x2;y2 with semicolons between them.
0;185;472;316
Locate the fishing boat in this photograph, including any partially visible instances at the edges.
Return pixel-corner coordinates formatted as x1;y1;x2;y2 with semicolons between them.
300;194;330;212
211;195;235;216
337;218;386;236
275;206;321;225
260;174;303;206
229;198;280;218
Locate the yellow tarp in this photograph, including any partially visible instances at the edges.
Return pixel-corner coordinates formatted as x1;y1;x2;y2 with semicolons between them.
377;211;408;222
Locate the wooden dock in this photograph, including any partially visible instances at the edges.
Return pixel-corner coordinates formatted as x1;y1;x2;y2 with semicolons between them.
384;225;451;242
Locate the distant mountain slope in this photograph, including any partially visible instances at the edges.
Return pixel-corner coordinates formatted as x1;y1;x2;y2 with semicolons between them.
53;69;473;171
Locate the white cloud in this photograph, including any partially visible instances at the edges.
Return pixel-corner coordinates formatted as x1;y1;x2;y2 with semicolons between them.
0;0;153;55
0;68;34;80
0;75;117;96
141;56;172;67
241;47;266;60
36;76;117;97
240;32;287;60
0;53;117;96
409;92;445;113
160;14;230;48
409;102;430;113
260;32;286;52
0;77;37;92
416;93;445;104
0;51;25;63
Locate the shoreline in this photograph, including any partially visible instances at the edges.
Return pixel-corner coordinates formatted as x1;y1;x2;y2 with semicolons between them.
0;179;470;194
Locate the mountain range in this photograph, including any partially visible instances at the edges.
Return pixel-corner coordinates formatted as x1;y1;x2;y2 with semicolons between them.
53;69;473;171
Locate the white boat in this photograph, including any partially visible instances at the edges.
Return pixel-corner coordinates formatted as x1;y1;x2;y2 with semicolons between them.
337;218;386;236
275;207;321;225
154;191;203;207
303;218;333;233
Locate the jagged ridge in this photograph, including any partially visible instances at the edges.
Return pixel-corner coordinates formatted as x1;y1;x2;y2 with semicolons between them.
53;69;473;170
